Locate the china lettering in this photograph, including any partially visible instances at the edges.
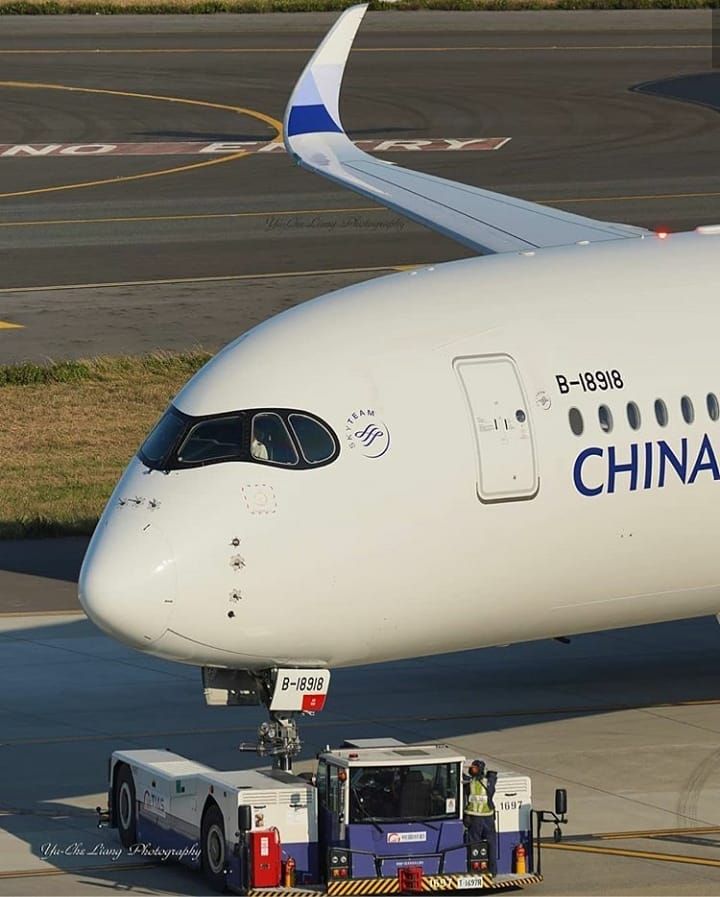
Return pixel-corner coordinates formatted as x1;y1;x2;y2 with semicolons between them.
573;435;720;496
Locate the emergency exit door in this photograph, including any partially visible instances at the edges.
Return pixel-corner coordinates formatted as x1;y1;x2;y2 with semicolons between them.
454;354;538;503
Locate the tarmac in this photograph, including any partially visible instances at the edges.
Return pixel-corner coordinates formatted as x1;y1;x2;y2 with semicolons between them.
0;10;719;895
0;582;719;896
0;10;718;360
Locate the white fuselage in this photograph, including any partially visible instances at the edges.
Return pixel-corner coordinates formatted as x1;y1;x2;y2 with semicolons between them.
79;232;720;669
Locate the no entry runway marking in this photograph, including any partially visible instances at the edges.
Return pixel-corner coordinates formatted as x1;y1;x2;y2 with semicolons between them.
0;138;509;157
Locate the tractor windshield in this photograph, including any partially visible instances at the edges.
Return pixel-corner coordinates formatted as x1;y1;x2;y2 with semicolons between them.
349;763;460;824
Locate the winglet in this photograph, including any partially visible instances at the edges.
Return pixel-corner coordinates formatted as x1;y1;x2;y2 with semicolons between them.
282;4;647;254
284;3;368;149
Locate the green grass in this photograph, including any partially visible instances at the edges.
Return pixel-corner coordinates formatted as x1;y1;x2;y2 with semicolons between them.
1;0;717;11
0;350;211;540
0;350;210;387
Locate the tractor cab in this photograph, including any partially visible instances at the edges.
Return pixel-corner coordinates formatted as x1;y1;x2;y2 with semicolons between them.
316;739;470;882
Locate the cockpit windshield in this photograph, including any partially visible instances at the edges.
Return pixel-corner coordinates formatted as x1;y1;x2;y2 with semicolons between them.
139;407;187;468
177;415;244;465
349;763;460;824
138;405;339;472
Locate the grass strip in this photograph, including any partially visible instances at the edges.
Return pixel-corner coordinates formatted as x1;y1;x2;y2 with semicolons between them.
0;350;211;540
1;0;718;12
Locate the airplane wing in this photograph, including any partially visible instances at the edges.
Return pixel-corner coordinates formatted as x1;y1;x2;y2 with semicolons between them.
283;4;648;255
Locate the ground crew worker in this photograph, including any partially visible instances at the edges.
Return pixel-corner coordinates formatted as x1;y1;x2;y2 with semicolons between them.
464;759;498;876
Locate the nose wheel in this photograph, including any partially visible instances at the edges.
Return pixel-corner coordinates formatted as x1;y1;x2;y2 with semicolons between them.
256;712;302;771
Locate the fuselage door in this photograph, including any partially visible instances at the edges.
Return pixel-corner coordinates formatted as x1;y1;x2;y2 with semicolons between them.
454;354;538;502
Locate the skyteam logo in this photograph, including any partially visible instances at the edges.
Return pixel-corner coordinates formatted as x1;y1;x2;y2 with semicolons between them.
345;408;391;459
573;435;720;496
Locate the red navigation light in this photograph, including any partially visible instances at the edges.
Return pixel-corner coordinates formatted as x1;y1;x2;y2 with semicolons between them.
656;230;669;240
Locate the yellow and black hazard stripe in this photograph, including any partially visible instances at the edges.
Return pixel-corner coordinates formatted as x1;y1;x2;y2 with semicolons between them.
420;876;458;891
423;872;545;892
484;874;543;890
326;873;543;895
248;889;321;897
327;877;399;895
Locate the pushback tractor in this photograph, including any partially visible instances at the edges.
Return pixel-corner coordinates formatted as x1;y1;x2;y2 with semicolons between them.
98;670;567;893
101;740;568;894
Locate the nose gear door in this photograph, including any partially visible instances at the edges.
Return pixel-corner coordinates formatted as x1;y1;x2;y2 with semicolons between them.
454;354;539;503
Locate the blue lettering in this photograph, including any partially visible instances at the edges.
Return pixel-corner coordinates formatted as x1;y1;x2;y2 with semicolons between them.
658;438;688;487
608;443;639;493
643;441;653;490
688;434;720;484
573;447;604;497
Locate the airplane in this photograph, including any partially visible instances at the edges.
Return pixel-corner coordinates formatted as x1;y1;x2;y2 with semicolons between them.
80;4;720;748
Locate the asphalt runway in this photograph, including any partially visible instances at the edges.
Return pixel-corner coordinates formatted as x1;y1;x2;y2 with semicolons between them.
0;10;718;360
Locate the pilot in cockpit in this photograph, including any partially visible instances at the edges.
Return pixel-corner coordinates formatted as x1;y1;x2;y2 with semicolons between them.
251;421;269;461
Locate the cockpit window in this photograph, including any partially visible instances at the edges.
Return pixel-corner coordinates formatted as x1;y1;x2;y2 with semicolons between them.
251;413;298;466
176;415;244;465
139;408;187;468
289;413;335;464
138;406;338;471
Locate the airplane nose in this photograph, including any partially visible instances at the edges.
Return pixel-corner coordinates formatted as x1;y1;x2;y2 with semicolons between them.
79;517;176;648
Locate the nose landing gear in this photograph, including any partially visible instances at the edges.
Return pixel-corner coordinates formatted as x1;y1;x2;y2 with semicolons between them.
255;713;302;771
202;666;330;771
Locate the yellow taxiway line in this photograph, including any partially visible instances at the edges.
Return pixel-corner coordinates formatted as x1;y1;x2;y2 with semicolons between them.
0;82;281;199
0;320;23;329
0;264;416;295
0;44;710;55
1;186;717;231
0;206;386;229
544;841;720;869
0;609;85;618
593;824;720;840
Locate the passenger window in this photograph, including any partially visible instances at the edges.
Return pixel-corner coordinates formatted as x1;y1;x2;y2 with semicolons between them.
251;413;298;466
654;399;668;427
289;414;335;463
568;407;583;436
626;402;641;430
176;415;243;464
707;393;719;422
598;405;613;434
681;395;695;424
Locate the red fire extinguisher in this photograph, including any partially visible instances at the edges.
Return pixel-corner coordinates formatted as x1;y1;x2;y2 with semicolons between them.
283;856;297;887
513;843;527;875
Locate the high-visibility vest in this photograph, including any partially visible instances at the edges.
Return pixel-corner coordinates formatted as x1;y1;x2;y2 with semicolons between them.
465;777;493;816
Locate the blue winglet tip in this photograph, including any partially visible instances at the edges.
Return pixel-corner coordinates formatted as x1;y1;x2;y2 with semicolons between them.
287;104;342;138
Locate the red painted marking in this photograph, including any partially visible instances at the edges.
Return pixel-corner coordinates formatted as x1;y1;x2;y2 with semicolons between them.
0;138;510;158
301;694;326;712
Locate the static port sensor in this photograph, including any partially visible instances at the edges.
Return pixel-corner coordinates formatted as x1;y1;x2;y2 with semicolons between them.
270;668;331;713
